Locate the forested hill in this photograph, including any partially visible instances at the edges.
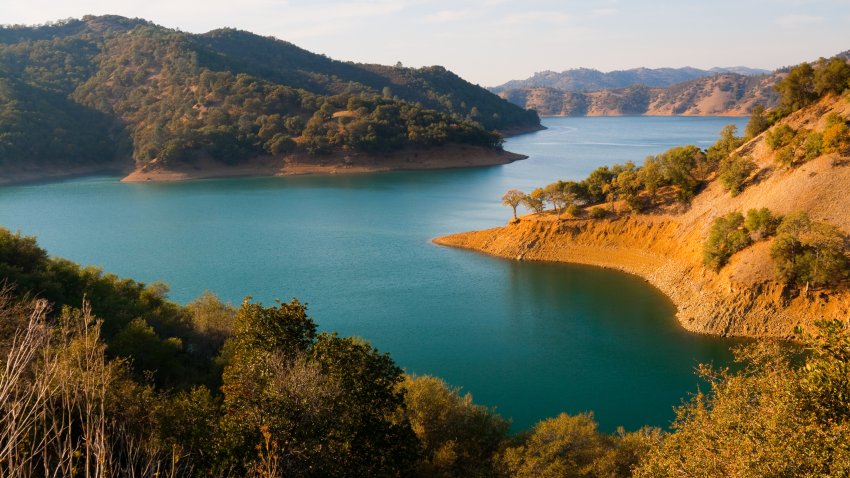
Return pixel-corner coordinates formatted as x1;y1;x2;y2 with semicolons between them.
0;15;540;180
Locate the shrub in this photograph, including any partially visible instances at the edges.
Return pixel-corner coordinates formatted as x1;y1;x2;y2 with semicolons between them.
589;207;608;219
770;212;850;290
745;208;779;240
745;105;772;139
718;154;757;196
703;212;750;270
566;203;583;217
765;124;796;150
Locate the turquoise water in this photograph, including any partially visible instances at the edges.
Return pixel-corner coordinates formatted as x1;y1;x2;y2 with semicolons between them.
0;116;748;431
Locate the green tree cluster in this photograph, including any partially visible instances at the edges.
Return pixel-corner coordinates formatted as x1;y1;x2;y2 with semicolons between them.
703;208;781;270
770;212;849;291
635;321;850;477
774;57;850;114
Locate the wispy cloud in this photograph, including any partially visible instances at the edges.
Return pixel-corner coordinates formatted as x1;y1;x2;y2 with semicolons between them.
592;7;619;16
498;11;572;26
776;14;825;27
424;9;470;23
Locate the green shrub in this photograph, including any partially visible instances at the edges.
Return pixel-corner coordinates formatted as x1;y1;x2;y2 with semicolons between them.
770;212;850;289
566;203;583;217
718;154;757;196
703;212;750;270
766;124;796;150
745;208;779;240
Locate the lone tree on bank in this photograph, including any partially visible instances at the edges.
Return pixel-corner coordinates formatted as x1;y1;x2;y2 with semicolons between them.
502;189;525;219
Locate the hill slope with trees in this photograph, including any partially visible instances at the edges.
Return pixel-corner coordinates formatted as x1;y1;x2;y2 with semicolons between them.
438;55;850;338
0;15;540;183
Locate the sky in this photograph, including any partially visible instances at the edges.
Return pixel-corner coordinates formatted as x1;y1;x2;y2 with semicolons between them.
3;0;850;86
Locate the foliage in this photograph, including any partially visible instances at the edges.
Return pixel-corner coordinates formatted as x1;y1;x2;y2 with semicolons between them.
0;227;208;386
498;413;659;478
216;298;418;477
775;62;818;111
0;16;538;174
522;188;545;214
744;104;772;139
770;212;849;290
765;124;796;150
589;207;608;220
744;208;779;240
706;124;744;168
634;321;850;477
653;145;708;201
703;212;750;270
402;375;509;478
502;189;525;220
543;181;574;218
823;113;850;155
813;57;850;97
717;154;756;196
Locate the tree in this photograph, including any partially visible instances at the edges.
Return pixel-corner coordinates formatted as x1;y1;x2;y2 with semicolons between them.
775;62;817;111
744;208;778;240
615;167;644;212
813;57;850;97
543;182;571;218
402;375;509;478
770;212;849;292
717;154;756;196
635;322;850;477
522;189;545;214
656;145;707;202
638;156;664;200
217;298;418;477
703;212;750;270
499;413;657;478
745;105;771;139
502;189;525;220
706;124;745;169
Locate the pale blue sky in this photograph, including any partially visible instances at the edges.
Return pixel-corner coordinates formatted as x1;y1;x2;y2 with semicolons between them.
4;0;850;86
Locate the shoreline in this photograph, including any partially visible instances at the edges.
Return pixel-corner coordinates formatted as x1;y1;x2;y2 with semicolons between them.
121;145;527;183
432;215;833;339
0;160;132;187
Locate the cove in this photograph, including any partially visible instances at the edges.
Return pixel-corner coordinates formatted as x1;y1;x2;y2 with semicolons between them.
0;116;748;431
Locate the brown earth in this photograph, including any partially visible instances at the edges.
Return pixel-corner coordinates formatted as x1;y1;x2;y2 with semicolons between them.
121;145;526;182
436;95;850;338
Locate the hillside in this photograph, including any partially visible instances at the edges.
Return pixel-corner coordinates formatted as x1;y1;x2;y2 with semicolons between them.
490;66;770;94
498;72;780;116
0;16;539;183
437;84;850;338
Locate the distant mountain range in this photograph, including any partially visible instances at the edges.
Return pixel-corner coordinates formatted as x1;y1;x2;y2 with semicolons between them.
498;73;781;116
490;66;771;94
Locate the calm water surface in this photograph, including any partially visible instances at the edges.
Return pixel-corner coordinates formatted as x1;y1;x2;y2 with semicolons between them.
0;116;748;431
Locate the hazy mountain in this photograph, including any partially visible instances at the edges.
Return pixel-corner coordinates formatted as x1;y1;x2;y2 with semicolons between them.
490;66;771;94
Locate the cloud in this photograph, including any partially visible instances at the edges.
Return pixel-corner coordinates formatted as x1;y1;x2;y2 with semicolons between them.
591;7;619;16
498;11;572;26
424;9;470;23
776;14;825;27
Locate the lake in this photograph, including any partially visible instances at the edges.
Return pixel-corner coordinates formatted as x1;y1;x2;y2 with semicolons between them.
0;116;749;431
